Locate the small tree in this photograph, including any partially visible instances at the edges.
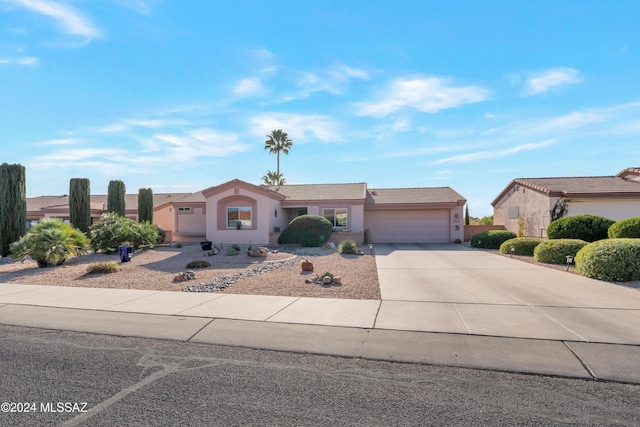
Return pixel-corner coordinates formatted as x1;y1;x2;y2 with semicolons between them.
0;163;27;256
138;188;154;223
464;205;470;226
261;171;286;186
69;178;91;233
107;180;126;217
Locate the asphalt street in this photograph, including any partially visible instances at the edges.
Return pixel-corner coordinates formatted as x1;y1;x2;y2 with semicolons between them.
1;325;640;426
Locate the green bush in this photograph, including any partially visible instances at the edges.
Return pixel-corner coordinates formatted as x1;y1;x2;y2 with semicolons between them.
608;217;640;239
499;237;543;256
186;260;211;268
231;244;241;251
470;230;517;249
89;213;160;253
10;218;88;268
547;215;615;242
338;239;357;254
278;214;333;247
533;239;588;264
575;239;640;282
225;248;239;256
86;261;119;275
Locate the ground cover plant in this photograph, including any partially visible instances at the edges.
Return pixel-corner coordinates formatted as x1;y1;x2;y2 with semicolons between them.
547;215;614;242
575;238;640;282
186;260;211;268
499;237;543;256
533;239;588;265
470;230;517;249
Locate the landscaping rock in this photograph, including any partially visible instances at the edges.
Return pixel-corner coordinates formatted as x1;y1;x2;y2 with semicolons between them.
204;248;220;256
173;271;196;283
248;247;269;257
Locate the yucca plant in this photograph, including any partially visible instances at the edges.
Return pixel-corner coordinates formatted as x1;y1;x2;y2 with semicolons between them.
10;218;88;268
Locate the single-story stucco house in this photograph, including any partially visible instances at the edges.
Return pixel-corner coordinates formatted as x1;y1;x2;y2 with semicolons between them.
492;167;640;237
27;179;467;245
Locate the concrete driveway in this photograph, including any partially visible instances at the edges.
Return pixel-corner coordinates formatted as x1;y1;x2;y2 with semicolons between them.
373;243;640;344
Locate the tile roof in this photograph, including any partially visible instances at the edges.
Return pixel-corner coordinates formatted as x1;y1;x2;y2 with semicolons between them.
365;187;466;205
514;176;640;195
269;183;368;201
27;193;192;213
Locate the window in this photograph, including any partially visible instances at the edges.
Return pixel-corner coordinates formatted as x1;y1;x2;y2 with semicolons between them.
227;207;252;228
508;205;519;219
323;208;348;228
178;207;191;212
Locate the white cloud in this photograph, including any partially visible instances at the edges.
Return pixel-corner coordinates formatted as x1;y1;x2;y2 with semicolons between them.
433;139;555;164
7;0;102;41
250;113;342;143
354;76;489;117
110;0;158;15
37;138;81;146
524;67;581;96
153;128;248;161
0;56;39;66
233;77;265;97
96;118;191;133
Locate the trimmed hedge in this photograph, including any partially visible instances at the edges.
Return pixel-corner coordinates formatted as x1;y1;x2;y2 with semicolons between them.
499;237;543;256
533;239;588;264
547;215;615;242
278;215;333;247
576;238;640;282
470;230;517;249
608;216;640;239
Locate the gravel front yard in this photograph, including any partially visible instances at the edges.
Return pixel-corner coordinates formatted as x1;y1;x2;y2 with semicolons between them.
0;245;381;300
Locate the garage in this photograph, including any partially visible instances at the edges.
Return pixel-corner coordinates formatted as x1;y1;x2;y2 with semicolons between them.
364;209;451;243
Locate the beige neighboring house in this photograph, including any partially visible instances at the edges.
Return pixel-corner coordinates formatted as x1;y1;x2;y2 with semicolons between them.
492;168;640;237
26;193;191;229
26;179;467;245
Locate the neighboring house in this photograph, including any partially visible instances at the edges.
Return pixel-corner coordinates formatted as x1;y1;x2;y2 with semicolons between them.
492;168;640;237
26;193;191;229
26;179;467;245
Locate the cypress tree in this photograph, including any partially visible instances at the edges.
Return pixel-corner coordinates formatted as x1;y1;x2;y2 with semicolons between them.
69;178;91;233
0;163;27;256
107;180;126;217
138;188;154;223
465;205;470;226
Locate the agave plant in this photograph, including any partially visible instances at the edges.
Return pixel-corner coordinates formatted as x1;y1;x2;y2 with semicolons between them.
10;218;88;268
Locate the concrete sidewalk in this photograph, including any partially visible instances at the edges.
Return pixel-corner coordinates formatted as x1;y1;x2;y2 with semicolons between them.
0;243;639;384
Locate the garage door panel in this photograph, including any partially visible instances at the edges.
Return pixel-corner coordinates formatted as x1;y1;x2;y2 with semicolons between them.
365;210;450;243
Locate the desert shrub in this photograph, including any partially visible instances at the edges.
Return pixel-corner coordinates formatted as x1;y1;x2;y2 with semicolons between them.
231;244;241;251
547;215;615;242
85;261;119;275
499;237;543;256
338;239;357;254
533;239;588;264
470;230;517;249
186;260;211;268
10;218;88;268
575;239;640;282
89;213;159;253
607;216;640;239
278;215;333;247
225;248;239;256
156;227;167;244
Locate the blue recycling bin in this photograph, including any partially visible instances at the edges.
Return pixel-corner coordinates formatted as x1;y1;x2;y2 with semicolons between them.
119;246;133;262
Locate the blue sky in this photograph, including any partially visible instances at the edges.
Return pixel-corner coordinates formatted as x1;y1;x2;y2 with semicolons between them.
1;1;639;216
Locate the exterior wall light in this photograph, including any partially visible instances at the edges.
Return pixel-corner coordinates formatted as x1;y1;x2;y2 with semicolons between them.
369;242;374;255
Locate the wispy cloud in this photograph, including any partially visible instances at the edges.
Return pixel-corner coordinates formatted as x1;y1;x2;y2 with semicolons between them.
233;77;266;97
524;67;581;96
0;56;39;66
434;140;555;164
110;0;158;15
95;118;191;133
354;76;489;117
36;138;81;146
6;0;102;42
250;113;342;143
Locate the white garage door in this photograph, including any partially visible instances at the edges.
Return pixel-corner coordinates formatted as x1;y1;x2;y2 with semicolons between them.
365;210;450;243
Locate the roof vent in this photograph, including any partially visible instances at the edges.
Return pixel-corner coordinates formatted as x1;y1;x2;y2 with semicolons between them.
371;190;377;195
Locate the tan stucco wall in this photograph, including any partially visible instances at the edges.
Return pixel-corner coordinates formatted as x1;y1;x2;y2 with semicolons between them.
494;187;553;237
564;199;640;220
205;187;281;246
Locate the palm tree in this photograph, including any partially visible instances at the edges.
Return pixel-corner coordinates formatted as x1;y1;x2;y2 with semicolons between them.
264;129;293;175
261;171;287;186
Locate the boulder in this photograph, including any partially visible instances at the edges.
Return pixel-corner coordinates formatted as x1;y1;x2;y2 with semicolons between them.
248;247;269;257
